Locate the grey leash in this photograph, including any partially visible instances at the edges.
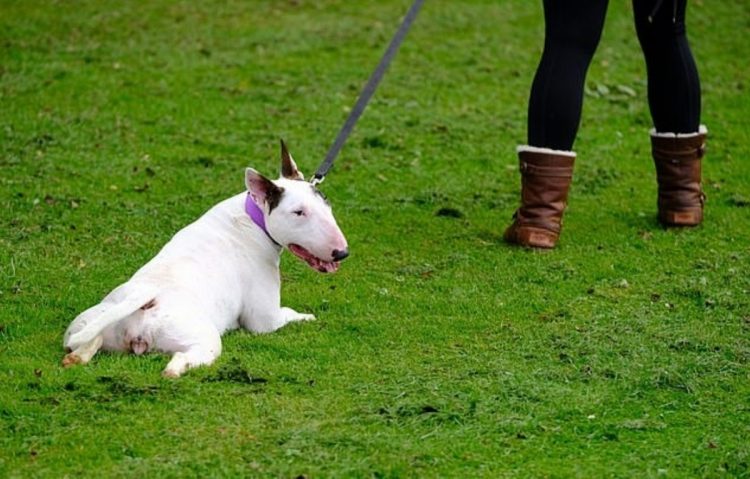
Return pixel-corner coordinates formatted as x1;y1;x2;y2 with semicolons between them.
311;0;425;185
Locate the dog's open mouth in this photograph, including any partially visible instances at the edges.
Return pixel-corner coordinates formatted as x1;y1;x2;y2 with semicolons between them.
288;244;340;273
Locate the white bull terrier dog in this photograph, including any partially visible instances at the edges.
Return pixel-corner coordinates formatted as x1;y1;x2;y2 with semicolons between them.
63;141;348;377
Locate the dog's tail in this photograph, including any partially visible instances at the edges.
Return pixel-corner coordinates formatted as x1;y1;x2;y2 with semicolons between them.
64;283;159;350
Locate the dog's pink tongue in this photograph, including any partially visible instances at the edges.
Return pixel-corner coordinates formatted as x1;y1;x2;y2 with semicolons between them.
289;244;340;274
320;261;340;274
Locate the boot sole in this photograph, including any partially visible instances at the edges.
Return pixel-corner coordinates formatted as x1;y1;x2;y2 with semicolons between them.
659;208;703;227
504;226;559;249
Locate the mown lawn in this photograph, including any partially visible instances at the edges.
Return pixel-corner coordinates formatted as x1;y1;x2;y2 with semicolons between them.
1;0;749;477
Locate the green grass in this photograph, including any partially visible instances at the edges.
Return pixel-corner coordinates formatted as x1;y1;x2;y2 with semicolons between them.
2;0;749;476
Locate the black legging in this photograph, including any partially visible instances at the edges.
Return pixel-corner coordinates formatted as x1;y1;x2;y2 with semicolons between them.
527;0;701;151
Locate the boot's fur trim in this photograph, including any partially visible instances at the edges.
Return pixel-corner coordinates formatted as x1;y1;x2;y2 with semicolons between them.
650;124;708;139
516;145;576;157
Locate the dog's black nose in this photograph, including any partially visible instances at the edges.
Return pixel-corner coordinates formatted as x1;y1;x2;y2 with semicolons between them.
332;248;349;261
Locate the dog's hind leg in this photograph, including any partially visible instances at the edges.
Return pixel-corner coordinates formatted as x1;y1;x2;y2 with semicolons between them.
160;323;222;378
162;344;220;378
62;335;103;367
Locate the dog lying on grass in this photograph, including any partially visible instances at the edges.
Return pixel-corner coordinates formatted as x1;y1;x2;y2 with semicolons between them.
63;142;348;377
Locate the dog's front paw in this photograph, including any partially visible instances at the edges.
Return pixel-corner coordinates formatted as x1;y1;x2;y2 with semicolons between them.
297;313;316;322
280;307;316;324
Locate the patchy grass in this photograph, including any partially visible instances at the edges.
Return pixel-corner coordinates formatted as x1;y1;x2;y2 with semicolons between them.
1;0;749;477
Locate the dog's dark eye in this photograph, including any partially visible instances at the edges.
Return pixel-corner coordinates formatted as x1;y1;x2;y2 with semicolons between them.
293;209;305;217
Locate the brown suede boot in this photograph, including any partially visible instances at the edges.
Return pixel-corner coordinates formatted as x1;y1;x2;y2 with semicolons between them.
651;126;707;227
504;146;576;249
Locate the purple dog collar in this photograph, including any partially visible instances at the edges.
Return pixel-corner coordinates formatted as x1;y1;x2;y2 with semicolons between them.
245;193;280;246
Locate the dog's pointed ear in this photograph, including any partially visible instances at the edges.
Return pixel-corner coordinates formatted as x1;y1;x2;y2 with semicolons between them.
245;168;282;206
280;139;304;180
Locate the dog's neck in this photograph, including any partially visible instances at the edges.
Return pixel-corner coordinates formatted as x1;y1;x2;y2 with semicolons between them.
244;193;281;247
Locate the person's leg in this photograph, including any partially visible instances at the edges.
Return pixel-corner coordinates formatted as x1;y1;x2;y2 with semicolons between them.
527;0;610;150
506;0;608;249
634;0;706;226
633;0;701;133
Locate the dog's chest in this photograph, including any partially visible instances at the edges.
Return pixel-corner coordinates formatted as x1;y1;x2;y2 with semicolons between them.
137;198;281;328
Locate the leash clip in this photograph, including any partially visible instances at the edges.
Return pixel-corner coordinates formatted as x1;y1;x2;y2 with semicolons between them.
311;175;325;187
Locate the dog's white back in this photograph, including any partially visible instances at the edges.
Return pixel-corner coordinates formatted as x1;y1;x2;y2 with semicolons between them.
63;144;348;377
